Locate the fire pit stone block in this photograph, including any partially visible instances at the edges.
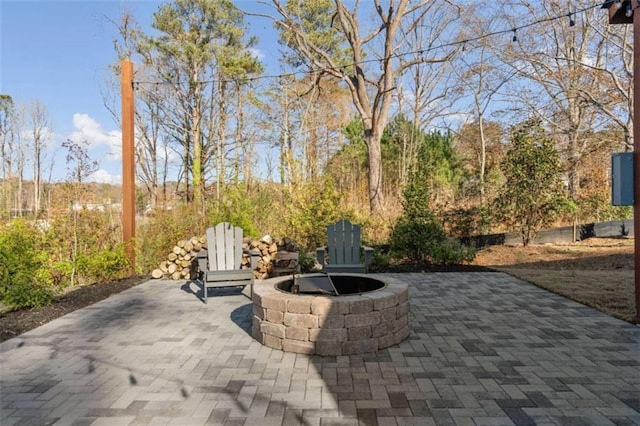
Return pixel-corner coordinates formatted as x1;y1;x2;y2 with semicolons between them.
252;274;410;356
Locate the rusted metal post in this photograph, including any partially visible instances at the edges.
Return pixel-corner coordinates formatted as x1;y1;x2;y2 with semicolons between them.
603;0;640;323
121;59;136;272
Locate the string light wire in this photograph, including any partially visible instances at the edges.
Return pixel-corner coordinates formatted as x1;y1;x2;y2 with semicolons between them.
132;1;612;88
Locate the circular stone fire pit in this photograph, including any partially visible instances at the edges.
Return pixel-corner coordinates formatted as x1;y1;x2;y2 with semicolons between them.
252;274;409;356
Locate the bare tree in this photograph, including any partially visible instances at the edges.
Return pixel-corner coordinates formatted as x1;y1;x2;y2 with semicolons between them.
579;9;633;150
298;76;351;181
451;9;513;205
14;105;26;217
395;3;463;190
61;139;98;287
134;83;164;210
0;95;16;218
495;1;609;201
270;0;460;214
107;11;170;211
269;75;296;186
27;101;49;216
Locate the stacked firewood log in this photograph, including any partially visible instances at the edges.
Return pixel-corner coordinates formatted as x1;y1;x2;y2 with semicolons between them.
151;236;204;280
249;236;299;279
151;235;299;280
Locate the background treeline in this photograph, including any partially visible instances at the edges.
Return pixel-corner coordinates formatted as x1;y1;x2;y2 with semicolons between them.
0;0;633;308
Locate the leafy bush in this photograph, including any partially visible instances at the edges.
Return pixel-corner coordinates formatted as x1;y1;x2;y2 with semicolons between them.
496;119;570;246
298;251;318;273
286;176;346;252
208;184;260;238
429;239;477;265
389;218;445;262
77;245;130;284
137;204;207;273
45;209;122;260
389;165;476;265
2;280;54;309
370;248;392;270
443;206;491;238
389;218;476;265
42;208;130;286
0;219;56;309
49;261;74;287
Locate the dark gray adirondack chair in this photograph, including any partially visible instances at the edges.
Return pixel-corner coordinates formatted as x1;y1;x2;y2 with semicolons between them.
316;219;374;273
196;222;258;302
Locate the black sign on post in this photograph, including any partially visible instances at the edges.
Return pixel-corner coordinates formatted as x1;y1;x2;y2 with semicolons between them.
612;152;634;206
602;0;640;323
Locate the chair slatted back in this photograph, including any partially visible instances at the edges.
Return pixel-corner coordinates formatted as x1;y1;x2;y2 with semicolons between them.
207;222;243;271
327;219;361;266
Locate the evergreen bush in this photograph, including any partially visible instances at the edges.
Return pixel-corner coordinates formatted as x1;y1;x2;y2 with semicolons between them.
389;152;476;265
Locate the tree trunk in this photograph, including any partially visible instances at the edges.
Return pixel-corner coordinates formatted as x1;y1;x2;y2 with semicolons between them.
34;147;41;214
234;81;243;184
17;148;24;217
365;125;385;214
191;73;204;211
216;80;228;202
478;113;486;204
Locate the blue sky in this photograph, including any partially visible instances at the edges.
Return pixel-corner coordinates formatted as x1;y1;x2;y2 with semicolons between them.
1;0;279;184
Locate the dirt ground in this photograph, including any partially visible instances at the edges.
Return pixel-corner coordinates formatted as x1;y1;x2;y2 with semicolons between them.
472;237;634;270
0;237;636;342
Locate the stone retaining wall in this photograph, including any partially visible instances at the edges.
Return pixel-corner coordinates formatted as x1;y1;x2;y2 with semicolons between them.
252;274;410;356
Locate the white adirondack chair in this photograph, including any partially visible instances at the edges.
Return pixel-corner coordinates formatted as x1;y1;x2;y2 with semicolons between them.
316;219;374;273
196;222;258;302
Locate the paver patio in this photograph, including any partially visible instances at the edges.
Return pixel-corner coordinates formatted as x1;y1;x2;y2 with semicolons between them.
1;272;639;425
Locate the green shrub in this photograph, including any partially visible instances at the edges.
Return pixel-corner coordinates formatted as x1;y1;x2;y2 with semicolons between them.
444;206;491;237
287;177;345;252
429;239;476;265
77;245;130;284
0;219;58;308
208;184;260;238
298;251;318;273
2;279;54;309
371;248;392;270
496;119;569;245
49;261;74;287
44;209;123;263
389;218;446;262
137;204;207;273
389;218;476;265
388;151;477;266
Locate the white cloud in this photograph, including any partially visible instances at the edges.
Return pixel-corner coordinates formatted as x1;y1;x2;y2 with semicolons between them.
68;113;121;160
88;169;121;184
248;47;265;60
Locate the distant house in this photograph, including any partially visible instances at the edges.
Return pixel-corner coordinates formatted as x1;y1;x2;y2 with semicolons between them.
72;202;121;212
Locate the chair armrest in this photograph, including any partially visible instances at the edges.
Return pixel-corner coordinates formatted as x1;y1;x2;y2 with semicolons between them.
363;246;374;267
244;249;260;270
196;250;208;272
316;247;326;265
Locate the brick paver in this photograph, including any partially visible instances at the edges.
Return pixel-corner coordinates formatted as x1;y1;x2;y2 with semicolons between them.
1;273;639;425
